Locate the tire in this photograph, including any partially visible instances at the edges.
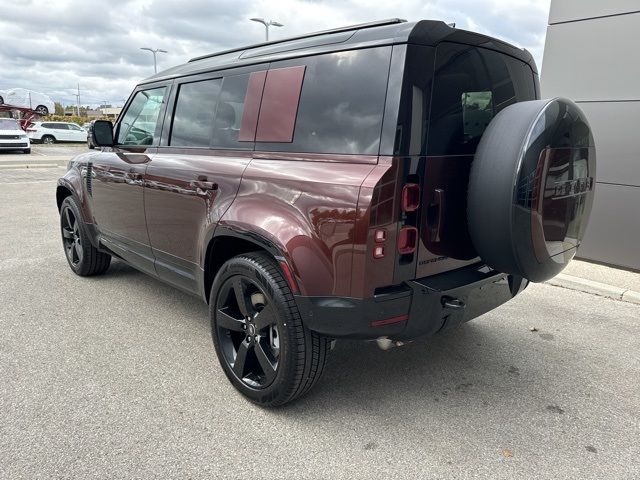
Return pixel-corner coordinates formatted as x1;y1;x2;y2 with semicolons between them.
41;135;55;144
210;252;330;407
35;105;49;115
468;98;595;282
0;96;4;104
88;140;94;149
23;149;31;154
60;196;111;276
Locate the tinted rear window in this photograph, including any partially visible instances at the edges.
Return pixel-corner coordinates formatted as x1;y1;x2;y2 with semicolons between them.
257;47;392;155
427;43;536;156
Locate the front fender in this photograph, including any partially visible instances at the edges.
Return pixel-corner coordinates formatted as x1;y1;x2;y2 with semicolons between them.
57;155;98;245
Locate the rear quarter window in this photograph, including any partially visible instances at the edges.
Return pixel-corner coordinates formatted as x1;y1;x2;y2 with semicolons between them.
256;46;392;155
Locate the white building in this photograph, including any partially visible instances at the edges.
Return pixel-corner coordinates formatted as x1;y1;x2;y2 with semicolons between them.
542;1;640;270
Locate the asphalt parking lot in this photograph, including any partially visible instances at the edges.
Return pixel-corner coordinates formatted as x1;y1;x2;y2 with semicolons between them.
1;167;639;479
29;143;89;157
0;143;89;157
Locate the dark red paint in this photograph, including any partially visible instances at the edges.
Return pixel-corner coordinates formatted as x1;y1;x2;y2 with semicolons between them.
255;66;305;142
238;70;267;142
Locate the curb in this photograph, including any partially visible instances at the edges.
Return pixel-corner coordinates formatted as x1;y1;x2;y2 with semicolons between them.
0;163;64;169
546;273;640;305
0;159;69;169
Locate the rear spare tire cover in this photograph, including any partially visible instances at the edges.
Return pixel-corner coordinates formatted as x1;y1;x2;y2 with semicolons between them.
468;98;595;282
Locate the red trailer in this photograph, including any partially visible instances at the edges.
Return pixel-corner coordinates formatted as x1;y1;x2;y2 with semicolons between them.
0;105;44;131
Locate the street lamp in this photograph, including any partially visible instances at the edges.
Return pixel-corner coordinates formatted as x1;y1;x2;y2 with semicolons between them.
140;47;168;74
250;18;284;41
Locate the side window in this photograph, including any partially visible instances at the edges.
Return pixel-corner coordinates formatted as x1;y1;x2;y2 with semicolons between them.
211;74;251;149
117;87;166;146
55;124;69;130
427;43;536;156
170;78;222;147
68;124;83;131
256;47;391;155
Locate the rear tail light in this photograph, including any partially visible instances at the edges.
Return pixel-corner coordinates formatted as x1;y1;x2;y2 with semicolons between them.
401;183;420;212
397;226;418;255
374;229;387;243
373;245;385;259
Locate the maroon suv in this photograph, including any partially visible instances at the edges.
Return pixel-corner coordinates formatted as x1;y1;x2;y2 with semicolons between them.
56;19;596;406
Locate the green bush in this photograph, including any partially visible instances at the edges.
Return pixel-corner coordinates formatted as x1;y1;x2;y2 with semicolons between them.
41;115;112;125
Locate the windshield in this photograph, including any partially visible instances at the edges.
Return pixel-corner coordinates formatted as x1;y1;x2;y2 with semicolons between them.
0;119;20;130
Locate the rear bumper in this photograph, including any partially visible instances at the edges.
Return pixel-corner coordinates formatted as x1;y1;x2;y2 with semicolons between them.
294;263;528;340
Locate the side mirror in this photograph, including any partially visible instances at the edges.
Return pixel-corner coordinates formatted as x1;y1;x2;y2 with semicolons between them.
92;120;114;147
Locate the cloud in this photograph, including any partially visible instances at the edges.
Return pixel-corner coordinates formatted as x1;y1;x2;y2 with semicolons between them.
0;0;550;107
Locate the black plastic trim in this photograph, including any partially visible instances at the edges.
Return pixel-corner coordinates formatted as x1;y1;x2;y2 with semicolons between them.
296;264;526;339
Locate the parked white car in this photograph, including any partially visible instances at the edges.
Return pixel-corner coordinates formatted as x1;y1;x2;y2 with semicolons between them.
27;121;86;144
0;118;30;153
0;88;55;115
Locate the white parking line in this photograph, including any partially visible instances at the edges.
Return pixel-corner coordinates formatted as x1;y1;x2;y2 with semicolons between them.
0;180;55;185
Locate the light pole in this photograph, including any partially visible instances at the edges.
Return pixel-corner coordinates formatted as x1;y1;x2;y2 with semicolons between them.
140;47;168;73
250;18;284;41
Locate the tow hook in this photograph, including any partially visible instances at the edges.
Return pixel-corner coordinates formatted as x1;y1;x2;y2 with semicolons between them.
441;296;465;310
375;336;408;351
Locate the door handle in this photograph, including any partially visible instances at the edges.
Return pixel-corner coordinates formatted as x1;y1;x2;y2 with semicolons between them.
190;180;218;191
428;188;445;242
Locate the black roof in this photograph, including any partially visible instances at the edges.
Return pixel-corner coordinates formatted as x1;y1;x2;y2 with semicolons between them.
142;19;536;84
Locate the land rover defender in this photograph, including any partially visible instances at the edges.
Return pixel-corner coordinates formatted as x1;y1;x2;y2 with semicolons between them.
56;19;595;406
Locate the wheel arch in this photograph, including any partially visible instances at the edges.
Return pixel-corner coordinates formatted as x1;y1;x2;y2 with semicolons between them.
56;183;73;212
203;227;298;304
56;174;99;248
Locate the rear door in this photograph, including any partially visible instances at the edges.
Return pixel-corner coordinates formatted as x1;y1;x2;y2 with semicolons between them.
89;82;169;275
414;43;537;278
144;69;262;294
53;123;71;141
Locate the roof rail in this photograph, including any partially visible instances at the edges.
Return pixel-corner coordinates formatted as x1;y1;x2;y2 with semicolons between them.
189;18;407;63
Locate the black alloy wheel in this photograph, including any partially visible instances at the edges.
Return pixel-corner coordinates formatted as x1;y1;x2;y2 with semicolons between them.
210;253;331;406
59;196;111;276
61;205;83;268
216;275;280;388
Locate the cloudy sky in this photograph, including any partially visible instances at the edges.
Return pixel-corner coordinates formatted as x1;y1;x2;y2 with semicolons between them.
0;0;551;108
